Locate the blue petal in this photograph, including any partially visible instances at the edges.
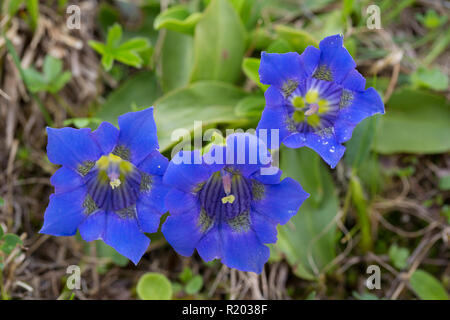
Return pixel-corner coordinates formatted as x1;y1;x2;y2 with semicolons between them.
103;213;150;265
163;150;217;193
317;34;356;83
298;46;321;77
250;211;278;244
250;167;282;185
283;132;306;148
79;210;106;241
304;132;346;168
91;122;119;155
40;186;87;236
196;226;221;262
138;150;169;176
138;175;169;214
251;177;309;225
136;200;163;233
256;86;292;149
117;107;159;165
222;133;271;177
335;87;384;142
50;167;84;193
259;52;303;88
341;69;366;91
164;188;199;215
46;127;101;171
161;204;204;257
220;223;270;274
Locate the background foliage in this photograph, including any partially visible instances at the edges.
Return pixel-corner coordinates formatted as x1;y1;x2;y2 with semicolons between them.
0;0;448;300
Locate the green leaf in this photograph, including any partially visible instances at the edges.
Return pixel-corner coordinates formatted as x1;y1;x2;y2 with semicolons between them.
439;175;450;191
373;88;450;154
153;81;248;151
409;270;449;300
276;147;338;280
22;68;47;93
242;58;268;91
136;273;172;300
352;291;380;300
178;267;193;284
274;25;318;53
49;71;72;93
234;94;265;118
113;50;143;68
101;54;114;71
1;234;22;255
43;55;63;82
88;41;107;55
154;5;202;35
106;23;123;49
185;275;203;295
388;244;409;270
117;38;150;52
267;38;295;53
345;117;378;169
25;0;39;30
8;0;23;17
0;225;4;238
190;0;246;83
159;31;195;93
411;66;449;91
96;72;160;124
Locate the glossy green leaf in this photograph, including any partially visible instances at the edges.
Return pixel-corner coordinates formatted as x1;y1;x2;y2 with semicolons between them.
190;0;246;83
96;71;160;124
242;58;268;91
234;94;265;118
159;31;195;93
137;272;172;300
276;147;338;280
154;81;248;151
411;66;449;91
373;88;450;154
409;269;449;300
275;25;318;53
154;5;201;35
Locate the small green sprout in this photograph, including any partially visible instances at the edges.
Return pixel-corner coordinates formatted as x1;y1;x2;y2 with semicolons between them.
23;55;72;94
88;23;151;71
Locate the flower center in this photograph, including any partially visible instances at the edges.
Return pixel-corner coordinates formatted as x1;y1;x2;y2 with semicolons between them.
84;153;142;212
198;169;252;222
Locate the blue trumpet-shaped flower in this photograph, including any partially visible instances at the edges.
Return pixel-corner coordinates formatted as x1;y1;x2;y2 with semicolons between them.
257;34;385;168
40;108;168;264
161;133;309;273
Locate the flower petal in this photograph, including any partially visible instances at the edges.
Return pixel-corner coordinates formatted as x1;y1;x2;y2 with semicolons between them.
316;34;356;84
46;127;102;172
222;133;272;177
256;86;293;149
138;150;169;176
161;204;204;257
91;122;119;155
298;46;321;77
196;226;221;262
136;200;163;233
341;69;366;92
283;132;306;148
165;188;199;215
40;186;87;236
117;107;159;165
335;87;384;142
50;167;84;194
220;223;270;274
163;150;217;193
259;52;304;88
304;132;346;169
79;210;106;241
250;211;278;244
251;177;309;225
138;174;169;214
103;213;150;265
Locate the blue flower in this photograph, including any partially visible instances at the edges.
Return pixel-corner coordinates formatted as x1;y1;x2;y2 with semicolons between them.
257;34;385;168
40;108;169;264
161;133;309;273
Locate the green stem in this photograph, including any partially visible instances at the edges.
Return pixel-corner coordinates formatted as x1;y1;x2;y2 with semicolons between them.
350;171;372;252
